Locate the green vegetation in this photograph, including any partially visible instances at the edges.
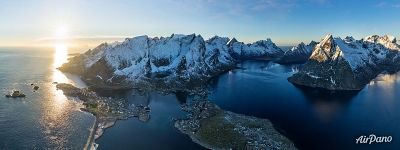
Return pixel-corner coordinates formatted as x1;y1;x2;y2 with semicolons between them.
82;102;111;117
196;112;247;149
85;103;98;109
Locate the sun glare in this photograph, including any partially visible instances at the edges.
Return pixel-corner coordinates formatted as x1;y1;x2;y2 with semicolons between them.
51;44;70;107
54;44;68;68
55;26;68;38
52;44;70;83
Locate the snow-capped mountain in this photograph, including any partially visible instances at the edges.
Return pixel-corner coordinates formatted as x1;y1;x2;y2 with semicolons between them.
229;38;283;59
275;41;318;64
288;34;400;90
59;34;284;90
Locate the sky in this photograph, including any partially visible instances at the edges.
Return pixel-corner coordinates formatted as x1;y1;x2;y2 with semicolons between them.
0;0;399;48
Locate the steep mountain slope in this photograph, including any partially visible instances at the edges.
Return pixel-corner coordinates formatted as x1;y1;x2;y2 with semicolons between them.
288;34;400;90
228;38;283;59
59;34;284;90
276;41;318;64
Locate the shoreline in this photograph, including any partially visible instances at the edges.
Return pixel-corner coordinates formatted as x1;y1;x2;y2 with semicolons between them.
84;115;98;150
82;110;121;150
93;118;117;140
174;100;298;150
57;83;296;150
175;124;217;150
56;83;151;150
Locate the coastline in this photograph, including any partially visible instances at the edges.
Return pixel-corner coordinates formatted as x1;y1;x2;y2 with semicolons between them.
81;109;122;150
56;83;151;150
56;83;297;150
174;100;297;150
93;118;117;140
84;115;98;150
82;109;124;150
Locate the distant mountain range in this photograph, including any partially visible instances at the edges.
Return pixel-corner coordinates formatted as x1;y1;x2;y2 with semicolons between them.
59;33;400;91
59;34;284;90
276;41;318;64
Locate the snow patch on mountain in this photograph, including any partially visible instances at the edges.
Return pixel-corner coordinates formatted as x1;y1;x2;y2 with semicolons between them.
275;41;318;64
229;39;283;58
310;34;400;70
60;34;283;89
289;34;400;90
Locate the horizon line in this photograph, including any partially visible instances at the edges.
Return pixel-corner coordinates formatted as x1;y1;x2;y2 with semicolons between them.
1;33;399;49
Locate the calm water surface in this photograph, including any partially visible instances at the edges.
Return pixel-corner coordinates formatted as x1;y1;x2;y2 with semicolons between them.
209;60;400;150
0;47;93;150
1;47;399;150
96;92;205;150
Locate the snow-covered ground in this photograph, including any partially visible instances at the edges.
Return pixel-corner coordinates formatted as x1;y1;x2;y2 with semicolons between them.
290;34;400;90
61;34;284;88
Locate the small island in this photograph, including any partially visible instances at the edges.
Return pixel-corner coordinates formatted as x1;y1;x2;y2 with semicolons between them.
5;91;26;98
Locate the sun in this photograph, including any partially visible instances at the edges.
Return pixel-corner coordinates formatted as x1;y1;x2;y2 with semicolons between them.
55;26;68;38
53;25;70;47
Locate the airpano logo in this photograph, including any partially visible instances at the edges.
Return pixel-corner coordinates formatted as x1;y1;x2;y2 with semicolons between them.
356;134;392;144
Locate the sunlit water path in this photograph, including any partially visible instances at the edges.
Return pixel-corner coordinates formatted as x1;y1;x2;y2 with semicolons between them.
0;46;93;149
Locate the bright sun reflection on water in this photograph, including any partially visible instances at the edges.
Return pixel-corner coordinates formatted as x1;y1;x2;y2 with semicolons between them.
52;44;70;107
39;44;72;146
39;43;92;148
52;44;70;84
54;44;68;67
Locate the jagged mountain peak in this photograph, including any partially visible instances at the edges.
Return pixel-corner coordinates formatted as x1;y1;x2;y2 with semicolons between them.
227;38;239;47
170;33;194;39
310;34;338;62
229;37;238;43
275;40;319;64
344;36;356;42
321;34;334;42
363;35;399;50
60;33;284;89
251;38;280;50
289;34;400;90
126;35;149;41
364;35;396;43
258;38;274;45
207;36;230;44
309;40;318;45
290;42;306;51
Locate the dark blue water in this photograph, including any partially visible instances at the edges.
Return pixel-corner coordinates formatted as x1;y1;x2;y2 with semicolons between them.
96;92;205;150
0;48;94;149
3;47;399;150
208;60;400;150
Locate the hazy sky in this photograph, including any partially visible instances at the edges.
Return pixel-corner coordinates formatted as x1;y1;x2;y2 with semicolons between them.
0;0;399;47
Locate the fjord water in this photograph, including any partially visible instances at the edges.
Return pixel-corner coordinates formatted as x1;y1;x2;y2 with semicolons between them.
0;47;204;150
95;92;205;150
208;60;400;150
1;48;399;150
0;47;93;149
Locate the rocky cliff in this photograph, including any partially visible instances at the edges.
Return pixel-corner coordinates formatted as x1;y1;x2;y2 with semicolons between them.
59;34;284;90
288;34;400;90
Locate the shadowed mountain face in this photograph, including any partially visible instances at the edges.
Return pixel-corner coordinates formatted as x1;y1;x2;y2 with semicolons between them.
275;41;318;64
288;34;400;90
59;34;284;90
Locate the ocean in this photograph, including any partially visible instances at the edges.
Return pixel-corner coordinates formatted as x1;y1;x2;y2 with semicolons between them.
1;47;399;150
